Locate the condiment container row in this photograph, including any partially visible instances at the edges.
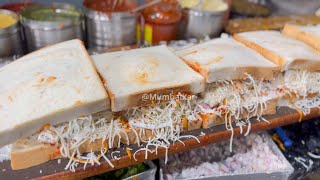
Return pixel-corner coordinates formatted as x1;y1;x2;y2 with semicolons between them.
0;0;230;58
0;2;83;58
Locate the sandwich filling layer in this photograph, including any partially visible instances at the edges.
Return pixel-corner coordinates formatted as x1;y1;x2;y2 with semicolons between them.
11;70;320;170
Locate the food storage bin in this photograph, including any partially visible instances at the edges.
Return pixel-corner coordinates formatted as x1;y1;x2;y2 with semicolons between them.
161;133;294;180
0;9;24;58
20;3;83;52
84;0;138;50
123;161;157;180
141;0;182;45
179;0;229;39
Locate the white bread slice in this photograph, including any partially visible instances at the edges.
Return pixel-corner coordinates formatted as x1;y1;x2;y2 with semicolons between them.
0;40;110;148
176;38;279;83
11;134;119;170
234;31;320;72
11;134;61;170
283;24;320;52
92;45;206;112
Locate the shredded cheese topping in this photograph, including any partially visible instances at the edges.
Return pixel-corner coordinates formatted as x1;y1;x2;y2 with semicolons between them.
274;70;320;115
283;70;320;97
125;95;201;162
38;110;119;171
34;70;320;170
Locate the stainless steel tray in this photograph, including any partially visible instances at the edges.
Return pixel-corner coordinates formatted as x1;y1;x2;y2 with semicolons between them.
124;161;156;180
161;133;294;180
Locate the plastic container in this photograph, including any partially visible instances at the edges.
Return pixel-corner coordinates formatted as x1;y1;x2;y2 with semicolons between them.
20;3;83;52
123;161;156;180
84;0;138;49
141;0;182;45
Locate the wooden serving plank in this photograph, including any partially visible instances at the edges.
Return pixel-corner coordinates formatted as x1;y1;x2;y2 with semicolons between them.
225;15;320;34
1;107;319;180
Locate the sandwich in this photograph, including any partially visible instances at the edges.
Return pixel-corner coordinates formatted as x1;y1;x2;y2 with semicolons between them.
91;45;206;162
91;45;205;112
0;39;109;148
234;30;320;115
233;30;320;72
176;37;280;150
1;40;119;170
283;24;320;52
8;45;206;170
282;24;320;113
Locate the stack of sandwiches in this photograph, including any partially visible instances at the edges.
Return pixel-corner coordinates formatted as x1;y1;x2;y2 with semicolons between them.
234;28;320;114
1;24;320;172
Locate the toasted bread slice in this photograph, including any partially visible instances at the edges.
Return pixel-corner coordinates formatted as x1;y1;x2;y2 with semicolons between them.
11;134;119;170
120;128;137;145
180;118;204;132
234;31;320;72
11;134;60;170
283;24;320;51
187;119;203;131
201;114;222;129
241;97;279;118
92;45;206;112
225;15;320;34
201;97;279;129
0;40;109;148
176;38;279;83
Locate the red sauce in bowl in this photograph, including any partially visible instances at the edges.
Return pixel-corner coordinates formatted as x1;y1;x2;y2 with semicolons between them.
142;0;181;25
142;0;182;44
1;2;35;13
84;0;138;12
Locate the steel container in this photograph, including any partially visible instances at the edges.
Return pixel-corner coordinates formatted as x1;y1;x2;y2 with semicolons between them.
123;161;156;180
161;133;294;180
20;3;83;52
84;7;137;49
179;8;227;39
0;9;24;58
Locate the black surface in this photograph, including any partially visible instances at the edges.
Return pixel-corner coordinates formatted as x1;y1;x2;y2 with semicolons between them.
271;118;320;180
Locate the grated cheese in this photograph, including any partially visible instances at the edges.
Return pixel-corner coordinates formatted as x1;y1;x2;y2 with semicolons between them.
32;70;320;170
197;74;277;151
125;95;202;162
282;70;320;97
294;156;313;171
308;152;320;159
38;110;119;171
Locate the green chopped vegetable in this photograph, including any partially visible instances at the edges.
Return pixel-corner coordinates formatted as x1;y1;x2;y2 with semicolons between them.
21;5;81;22
84;163;149;180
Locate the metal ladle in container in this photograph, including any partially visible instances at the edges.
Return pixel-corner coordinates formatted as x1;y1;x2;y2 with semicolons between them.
110;0;162;13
